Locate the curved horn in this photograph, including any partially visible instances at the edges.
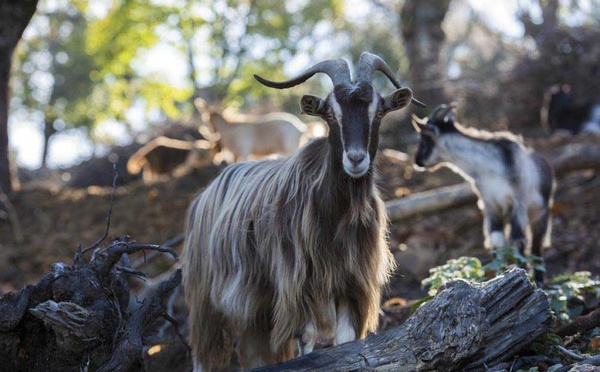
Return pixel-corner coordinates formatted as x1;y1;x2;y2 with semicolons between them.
356;52;426;108
254;59;351;89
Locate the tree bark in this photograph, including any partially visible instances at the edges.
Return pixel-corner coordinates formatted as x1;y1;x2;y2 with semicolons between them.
0;0;39;194
252;268;551;372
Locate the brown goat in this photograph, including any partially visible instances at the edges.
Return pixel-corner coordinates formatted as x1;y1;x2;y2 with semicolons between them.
183;53;421;371
127;137;215;181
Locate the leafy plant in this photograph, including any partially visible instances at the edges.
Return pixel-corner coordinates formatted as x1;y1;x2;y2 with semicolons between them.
544;271;600;323
421;245;600;325
421;244;542;295
421;256;486;296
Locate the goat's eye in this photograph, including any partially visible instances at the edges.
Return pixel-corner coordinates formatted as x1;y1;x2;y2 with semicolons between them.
377;111;384;119
326;113;334;120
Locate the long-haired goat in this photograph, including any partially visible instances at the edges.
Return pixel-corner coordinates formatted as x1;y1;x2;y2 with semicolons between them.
183;53;423;371
194;99;309;162
541;84;600;135
412;104;554;282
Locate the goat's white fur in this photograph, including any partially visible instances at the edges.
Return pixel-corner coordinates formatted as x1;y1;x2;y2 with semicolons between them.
195;99;308;162
335;299;357;345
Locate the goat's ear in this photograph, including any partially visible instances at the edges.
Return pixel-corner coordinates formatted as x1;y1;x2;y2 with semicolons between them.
383;88;413;113
300;95;327;117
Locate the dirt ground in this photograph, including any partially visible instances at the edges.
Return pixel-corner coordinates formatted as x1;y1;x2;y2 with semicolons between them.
1;134;599;370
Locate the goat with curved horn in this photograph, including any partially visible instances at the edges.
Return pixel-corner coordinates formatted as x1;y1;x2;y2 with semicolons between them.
184;53;418;371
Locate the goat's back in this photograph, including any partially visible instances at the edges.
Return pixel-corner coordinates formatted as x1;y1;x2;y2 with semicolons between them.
218;113;307;157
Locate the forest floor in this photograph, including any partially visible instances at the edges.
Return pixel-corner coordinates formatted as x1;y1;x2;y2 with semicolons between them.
1;134;599;370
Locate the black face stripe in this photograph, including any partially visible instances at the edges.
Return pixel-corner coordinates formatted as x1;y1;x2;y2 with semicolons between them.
341;100;371;150
332;83;377;153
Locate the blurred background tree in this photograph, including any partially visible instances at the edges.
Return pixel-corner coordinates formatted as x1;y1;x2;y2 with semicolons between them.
11;0;96;169
1;0;39;194
4;0;600;181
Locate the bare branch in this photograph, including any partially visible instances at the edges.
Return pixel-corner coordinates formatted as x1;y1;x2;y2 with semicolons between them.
79;165;119;257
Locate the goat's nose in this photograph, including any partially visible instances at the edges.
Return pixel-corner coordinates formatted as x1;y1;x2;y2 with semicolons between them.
347;151;366;166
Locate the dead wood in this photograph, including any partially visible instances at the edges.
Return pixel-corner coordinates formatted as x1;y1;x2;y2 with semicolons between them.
132;233;185;269
386;138;600;221
251;268;552;372
385;182;476;221
551;142;600;177
0;238;181;372
556;306;600;337
554;355;600;372
97;269;182;372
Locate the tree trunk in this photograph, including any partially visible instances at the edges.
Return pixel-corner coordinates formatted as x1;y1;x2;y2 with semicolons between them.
0;0;39;194
41;118;56;168
400;0;452;112
0;46;11;194
252;268;551;371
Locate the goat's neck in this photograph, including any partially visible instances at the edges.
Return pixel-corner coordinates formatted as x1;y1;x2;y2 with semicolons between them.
209;112;235;134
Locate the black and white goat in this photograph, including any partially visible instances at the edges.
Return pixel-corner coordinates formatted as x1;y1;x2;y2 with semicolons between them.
183;53;423;371
412;104;554;281
541;84;600;135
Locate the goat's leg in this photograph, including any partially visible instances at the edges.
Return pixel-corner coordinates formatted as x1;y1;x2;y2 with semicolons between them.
483;211;505;249
531;209;551;283
297;299;337;355
509;207;529;256
335;298;357;345
298;319;319;355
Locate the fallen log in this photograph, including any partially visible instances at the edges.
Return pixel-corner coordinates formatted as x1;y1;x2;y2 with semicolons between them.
556;306;600;337
252;268;552;372
551;142;600;177
386;140;600;221
385;182;476;222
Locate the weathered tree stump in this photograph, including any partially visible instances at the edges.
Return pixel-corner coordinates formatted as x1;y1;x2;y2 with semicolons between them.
252;268;552;372
0;236;181;372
